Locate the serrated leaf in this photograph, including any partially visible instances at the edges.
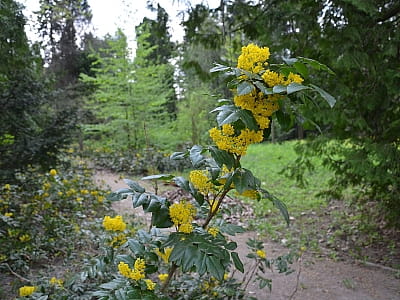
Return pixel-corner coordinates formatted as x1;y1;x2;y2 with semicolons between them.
216;106;241;126
141;174;174;181
128;239;145;255
237;81;255;95
231;252;244;273
107;192;126;202
287;83;311;94
233;168;260;194
239;109;259;131
262;190;290;226
151;205;173;228
226;241;238;250
123;179;145;193
309;84;336;108
298;57;335;75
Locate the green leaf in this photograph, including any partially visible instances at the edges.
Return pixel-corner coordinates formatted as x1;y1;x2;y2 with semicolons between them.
254;81;274;94
272;85;287;94
141;174;174;181
173;176;190;192
107;191;127;202
231;252;244;273
298;57;335;75
237;81;255;96
128;239;145;255
210;63;231;73
282;57;298;65
226;241;238;250
261;189;290;226
293;61;309;78
309;84;336;108
275;110;293;131
151;205;173;228
219;223;246;235
208;146;235;169
123;179;145;193
239;109;259;131
190;145;205;167
170;151;188;160
286;83;311;94
232;168;260;194
145;197;162;213
206;255;224;281
213;105;241;126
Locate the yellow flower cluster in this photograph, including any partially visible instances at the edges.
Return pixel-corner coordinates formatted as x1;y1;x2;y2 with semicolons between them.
158;273;169;282
145;279;156;290
189;170;214;195
109;233;127;248
262;69;304;87
237;43;270;73
103;215;126;232
50;277;63;286
256;249;266;259
19;234;30;242
234;93;279;130
169;201;196;233
155;247;173;264
209;125;263;156
19;286;36;297
118;258;146;281
208;227;219;237
49;169;57;176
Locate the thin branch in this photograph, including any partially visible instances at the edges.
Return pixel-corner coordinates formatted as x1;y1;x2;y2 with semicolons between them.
289;255;302;300
5;263;30;282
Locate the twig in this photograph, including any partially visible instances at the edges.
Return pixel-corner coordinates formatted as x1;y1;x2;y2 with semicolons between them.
289;255;302;300
161;262;178;293
5;263;30;282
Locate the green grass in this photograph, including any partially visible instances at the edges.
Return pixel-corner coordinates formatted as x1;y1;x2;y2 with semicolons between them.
241;141;331;213
240;141;333;247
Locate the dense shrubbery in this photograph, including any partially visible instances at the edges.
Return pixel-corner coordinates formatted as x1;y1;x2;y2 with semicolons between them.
0;158;110;275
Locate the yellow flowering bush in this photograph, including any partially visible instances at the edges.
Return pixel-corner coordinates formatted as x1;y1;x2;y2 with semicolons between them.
101;43;334;298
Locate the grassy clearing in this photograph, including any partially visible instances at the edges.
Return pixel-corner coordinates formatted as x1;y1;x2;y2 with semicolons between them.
241;140;331;215
240;141;333;249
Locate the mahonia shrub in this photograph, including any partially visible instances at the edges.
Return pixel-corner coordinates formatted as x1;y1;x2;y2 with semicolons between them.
0;159;110;274
87;44;335;299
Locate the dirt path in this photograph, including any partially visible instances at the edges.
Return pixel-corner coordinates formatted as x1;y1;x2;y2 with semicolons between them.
94;170;400;300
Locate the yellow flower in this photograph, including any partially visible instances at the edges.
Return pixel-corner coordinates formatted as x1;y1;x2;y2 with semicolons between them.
178;223;193;234
208;227;219;237
189;170;214;195
76;197;83;203
80;189;89;195
285;72;304;84
110;234;127;248
118;259;146;281
19;234;31;242
158;273;168;282
49;169;57;176
209;127;264;156
50;277;63;286
97;195;105;203
155;247;173;264
169;201;196;227
57;191;63;196
237;44;270;73
145;279;156;291
4;183;11;190
90;190;98;196
4;212;13;217
223;273;229;280
256;249;266;259
19;286;36;297
43;182;51;190
103;215;127;231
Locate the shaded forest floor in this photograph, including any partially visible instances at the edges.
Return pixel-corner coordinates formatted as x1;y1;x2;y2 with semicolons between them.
94;170;400;300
